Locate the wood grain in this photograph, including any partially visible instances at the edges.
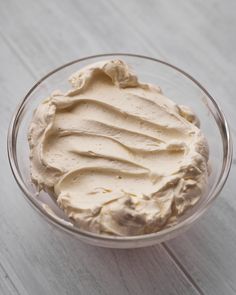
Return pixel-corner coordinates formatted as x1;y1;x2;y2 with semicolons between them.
0;0;236;294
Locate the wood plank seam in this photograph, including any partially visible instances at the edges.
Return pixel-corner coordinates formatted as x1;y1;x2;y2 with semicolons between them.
162;243;205;295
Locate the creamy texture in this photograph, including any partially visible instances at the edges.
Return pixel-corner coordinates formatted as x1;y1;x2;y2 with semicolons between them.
28;59;209;236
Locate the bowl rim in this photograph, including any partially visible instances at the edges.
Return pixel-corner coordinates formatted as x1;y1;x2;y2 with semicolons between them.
7;53;233;243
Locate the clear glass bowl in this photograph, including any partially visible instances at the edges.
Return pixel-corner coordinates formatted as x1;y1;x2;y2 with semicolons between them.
7;54;233;248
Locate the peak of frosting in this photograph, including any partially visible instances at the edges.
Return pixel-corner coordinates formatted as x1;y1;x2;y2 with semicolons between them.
68;59;138;95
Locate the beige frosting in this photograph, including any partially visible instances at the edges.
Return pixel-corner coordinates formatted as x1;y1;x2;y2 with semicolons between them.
28;59;209;236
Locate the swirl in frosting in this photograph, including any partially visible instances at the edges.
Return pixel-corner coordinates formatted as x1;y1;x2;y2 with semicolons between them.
28;59;209;236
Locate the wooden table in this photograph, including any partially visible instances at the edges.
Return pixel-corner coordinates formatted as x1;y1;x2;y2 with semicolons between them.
1;1;235;294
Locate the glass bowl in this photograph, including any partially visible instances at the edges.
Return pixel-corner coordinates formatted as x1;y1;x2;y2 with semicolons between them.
7;54;233;248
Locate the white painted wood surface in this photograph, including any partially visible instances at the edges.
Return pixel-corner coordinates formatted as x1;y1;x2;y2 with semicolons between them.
0;0;235;294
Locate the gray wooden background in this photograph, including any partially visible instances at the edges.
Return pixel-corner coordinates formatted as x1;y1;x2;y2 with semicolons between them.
1;1;236;294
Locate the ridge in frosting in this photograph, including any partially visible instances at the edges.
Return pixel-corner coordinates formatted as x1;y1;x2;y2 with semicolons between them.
28;59;209;236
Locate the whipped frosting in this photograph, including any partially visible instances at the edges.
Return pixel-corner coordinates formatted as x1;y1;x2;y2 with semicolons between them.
28;59;209;236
